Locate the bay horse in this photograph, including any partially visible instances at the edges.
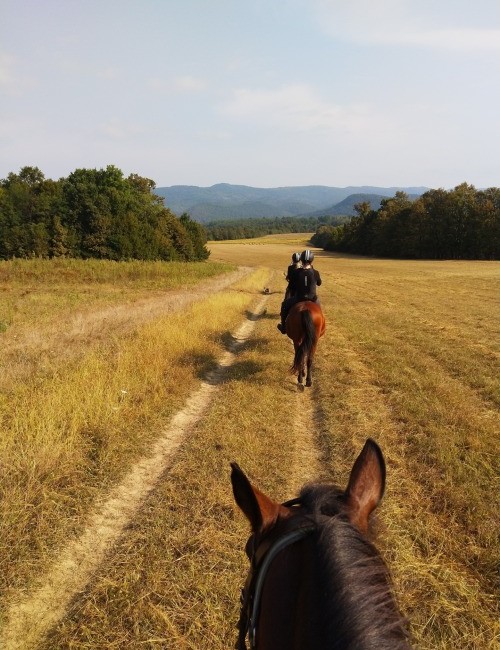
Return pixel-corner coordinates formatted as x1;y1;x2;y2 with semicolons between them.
231;439;411;650
285;300;325;388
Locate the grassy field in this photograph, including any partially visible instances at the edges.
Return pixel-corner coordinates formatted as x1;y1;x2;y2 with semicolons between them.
1;242;499;649
0;258;234;333
0;259;241;618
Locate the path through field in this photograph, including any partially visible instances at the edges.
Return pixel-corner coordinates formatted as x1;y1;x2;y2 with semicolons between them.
1;292;276;650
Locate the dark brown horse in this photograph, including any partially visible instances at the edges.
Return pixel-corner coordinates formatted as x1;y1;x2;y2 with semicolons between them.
231;439;411;650
285;300;325;388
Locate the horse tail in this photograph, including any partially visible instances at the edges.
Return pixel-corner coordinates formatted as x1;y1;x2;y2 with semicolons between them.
291;309;317;373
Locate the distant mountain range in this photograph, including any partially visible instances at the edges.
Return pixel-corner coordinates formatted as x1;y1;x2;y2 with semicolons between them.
154;183;429;222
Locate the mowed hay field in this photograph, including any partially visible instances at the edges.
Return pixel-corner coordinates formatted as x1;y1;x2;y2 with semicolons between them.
1;239;499;649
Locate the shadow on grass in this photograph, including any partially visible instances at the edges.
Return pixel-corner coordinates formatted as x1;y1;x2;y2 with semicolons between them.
245;307;278;321
221;359;266;383
251;309;279;321
182;351;219;380
204;357;267;386
218;331;271;354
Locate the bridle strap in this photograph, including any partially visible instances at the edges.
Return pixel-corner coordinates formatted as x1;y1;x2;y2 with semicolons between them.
281;497;303;508
237;520;316;650
248;525;315;648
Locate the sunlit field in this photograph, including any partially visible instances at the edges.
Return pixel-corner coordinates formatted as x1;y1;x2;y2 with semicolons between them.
211;236;500;649
0;257;234;332
0;259;243;624
1;241;498;649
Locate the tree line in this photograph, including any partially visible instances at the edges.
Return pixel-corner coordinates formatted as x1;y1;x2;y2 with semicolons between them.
0;166;209;261
205;215;350;241
311;184;500;259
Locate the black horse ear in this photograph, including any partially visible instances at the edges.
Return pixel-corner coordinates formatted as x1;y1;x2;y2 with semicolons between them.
230;463;281;533
345;439;386;534
231;463;262;531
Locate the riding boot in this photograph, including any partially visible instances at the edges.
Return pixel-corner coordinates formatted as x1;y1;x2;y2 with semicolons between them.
277;302;287;334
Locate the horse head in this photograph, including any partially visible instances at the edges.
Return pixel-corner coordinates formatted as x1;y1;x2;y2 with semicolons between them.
231;440;410;649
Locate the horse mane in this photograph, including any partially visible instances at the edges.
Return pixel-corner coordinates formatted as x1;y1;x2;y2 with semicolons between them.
298;483;411;649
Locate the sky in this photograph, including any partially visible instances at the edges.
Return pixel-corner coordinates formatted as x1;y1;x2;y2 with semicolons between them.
1;0;500;189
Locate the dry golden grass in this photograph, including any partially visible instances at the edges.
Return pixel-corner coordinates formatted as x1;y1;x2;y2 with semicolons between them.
0;261;250;620
39;272;314;650
208;233;314;268
0;258;242;392
311;254;499;649
0;258;234;331
1;240;499;649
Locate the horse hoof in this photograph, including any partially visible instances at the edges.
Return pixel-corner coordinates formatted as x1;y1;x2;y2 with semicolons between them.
297;383;305;392
306;380;312;387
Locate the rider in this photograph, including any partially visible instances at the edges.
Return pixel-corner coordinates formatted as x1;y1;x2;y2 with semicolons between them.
284;252;301;300
277;249;322;334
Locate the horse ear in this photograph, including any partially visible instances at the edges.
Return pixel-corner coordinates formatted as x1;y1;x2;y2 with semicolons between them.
345;439;386;534
230;462;281;533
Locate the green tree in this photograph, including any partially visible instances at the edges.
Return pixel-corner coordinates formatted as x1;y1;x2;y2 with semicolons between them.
474;188;500;259
180;213;210;260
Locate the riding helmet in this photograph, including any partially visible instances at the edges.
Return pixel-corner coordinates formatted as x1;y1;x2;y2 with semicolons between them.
300;249;314;264
291;252;301;263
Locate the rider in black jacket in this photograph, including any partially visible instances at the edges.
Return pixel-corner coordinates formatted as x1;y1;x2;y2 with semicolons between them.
284;252;301;300
277;249;322;334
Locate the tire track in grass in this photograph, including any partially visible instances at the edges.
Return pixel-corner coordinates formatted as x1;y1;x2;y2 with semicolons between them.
286;332;325;492
288;387;323;491
0;295;270;650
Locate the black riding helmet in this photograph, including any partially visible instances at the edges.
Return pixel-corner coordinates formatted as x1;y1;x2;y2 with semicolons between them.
291;252;301;263
300;249;314;264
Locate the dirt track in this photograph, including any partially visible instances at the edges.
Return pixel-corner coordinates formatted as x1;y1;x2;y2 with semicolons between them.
0;291;269;650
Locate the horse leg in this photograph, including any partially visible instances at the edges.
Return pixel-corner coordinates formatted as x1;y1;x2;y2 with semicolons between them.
294;342;304;388
297;363;305;390
305;353;313;387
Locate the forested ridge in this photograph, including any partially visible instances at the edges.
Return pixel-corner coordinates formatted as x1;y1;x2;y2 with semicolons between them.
311;185;500;259
0;166;209;261
154;183;428;220
205;214;350;240
2;169;498;260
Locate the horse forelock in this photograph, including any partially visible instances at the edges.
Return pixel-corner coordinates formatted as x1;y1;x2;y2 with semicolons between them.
298;483;348;517
296;483;411;649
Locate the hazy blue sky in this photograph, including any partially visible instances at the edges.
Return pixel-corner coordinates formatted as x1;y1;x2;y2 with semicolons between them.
1;0;499;188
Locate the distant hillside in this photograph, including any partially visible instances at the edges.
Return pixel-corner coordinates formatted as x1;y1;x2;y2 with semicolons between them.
154;183;428;221
309;193;387;216
171;199;320;221
309;192;423;217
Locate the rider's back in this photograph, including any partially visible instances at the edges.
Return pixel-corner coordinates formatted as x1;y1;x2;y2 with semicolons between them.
295;267;320;301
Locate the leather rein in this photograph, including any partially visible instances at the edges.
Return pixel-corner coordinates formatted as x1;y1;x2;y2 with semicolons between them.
236;498;316;650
